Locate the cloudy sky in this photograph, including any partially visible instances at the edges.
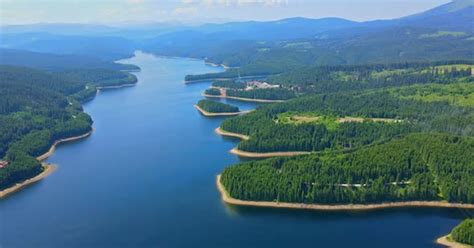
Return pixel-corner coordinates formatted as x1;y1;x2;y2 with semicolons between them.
0;0;451;25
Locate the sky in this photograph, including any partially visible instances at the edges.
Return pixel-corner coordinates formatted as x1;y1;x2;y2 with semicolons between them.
0;0;452;25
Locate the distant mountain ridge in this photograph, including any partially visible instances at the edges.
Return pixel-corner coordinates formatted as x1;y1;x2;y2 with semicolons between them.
0;0;472;66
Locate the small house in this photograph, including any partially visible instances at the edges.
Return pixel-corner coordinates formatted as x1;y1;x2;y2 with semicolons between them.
0;160;9;169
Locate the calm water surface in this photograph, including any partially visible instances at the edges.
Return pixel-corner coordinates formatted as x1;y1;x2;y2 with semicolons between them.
1;52;472;248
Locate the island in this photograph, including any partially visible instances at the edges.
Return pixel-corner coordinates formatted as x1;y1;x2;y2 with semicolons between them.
195;99;252;117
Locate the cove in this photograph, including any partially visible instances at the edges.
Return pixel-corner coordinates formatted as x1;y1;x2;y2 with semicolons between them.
0;52;471;248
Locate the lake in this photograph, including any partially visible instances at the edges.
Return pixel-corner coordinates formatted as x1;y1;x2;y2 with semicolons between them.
0;52;471;248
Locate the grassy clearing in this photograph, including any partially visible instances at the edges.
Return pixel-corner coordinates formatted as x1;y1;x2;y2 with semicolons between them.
276;112;339;130
276;112;401;130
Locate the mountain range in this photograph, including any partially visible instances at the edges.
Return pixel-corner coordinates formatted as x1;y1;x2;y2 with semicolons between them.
1;0;472;67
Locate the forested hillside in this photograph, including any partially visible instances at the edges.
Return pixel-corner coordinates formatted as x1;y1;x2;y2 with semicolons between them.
221;133;474;204
199;62;472;101
221;90;474;153
177;1;473;81
268;62;472;94
450;219;474;245
0;63;137;190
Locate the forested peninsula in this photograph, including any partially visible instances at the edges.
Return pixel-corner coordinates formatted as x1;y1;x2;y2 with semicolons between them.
437;219;474;247
0;59;138;196
214;62;474;210
220;133;474;207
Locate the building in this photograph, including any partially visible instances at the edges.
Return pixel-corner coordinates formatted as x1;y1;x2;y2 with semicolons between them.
245;81;280;90
0;160;9;169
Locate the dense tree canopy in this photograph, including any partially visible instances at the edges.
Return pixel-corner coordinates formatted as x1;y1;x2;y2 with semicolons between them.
221;91;474;153
197;99;239;113
221;134;474;204
0;65;137;189
451;219;474;245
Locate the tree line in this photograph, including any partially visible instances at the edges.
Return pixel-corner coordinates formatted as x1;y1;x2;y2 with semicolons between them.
197;99;239;113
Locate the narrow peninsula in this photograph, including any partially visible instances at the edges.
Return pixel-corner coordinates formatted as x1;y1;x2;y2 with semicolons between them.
217;133;474;211
217;175;474;211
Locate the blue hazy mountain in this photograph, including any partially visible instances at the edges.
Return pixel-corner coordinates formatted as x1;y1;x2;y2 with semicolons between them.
0;33;136;60
0;0;471;65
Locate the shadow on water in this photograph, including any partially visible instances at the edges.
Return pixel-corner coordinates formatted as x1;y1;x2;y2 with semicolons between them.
223;203;474;221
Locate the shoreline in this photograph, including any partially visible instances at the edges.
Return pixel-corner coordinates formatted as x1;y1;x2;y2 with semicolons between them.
194;105;252;117
230;148;311;158
1;61;140;199
0;129;94;198
204;62;233;70
216;175;474;211
185;75;271;84
436;235;472;248
203;93;286;103
96;83;137;91
37;130;93;161
185;78;232;84
215;127;250;140
0;164;56;199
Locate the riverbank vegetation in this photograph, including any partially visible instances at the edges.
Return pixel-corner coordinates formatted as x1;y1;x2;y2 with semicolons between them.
204;88;221;96
451;219;474;245
0;61;137;190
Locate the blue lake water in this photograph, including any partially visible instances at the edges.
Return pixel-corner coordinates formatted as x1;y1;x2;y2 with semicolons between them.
1;52;472;248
